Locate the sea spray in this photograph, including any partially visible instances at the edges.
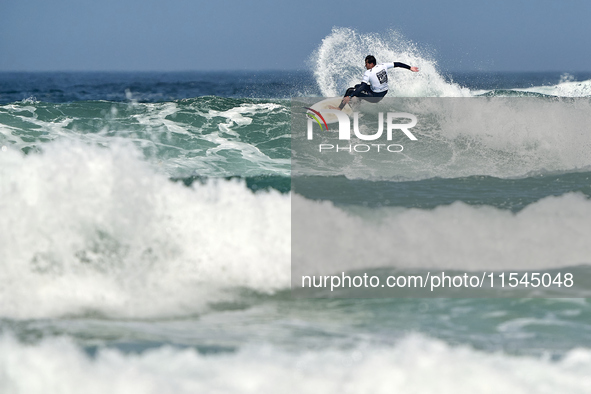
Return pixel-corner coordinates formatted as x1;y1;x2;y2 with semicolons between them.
311;27;471;97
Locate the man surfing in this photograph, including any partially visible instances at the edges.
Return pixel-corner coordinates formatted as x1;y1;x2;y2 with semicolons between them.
335;55;419;110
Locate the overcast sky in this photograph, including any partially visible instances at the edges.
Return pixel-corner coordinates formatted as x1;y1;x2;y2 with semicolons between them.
1;0;590;72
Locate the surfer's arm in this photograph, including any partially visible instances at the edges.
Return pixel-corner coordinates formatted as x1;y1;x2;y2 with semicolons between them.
393;62;419;72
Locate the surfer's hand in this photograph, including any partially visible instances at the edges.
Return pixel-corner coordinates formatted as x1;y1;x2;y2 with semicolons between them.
410;67;419;72
343;96;351;104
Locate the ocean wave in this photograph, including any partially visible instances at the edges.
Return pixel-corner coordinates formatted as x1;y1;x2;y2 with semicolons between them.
0;97;291;178
514;76;591;98
2;140;591;318
293;192;591;274
2;333;590;394
476;79;591;98
0;141;290;319
311;27;472;98
292;172;591;212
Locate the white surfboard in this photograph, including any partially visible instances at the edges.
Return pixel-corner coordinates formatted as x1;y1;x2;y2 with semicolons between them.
308;97;354;124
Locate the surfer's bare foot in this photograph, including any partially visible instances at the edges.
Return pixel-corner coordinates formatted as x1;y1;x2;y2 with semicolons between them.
328;105;341;110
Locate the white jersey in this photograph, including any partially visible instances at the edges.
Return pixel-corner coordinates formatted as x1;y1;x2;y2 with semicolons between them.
361;62;395;93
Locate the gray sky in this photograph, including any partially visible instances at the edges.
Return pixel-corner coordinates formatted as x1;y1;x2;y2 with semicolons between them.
1;0;590;72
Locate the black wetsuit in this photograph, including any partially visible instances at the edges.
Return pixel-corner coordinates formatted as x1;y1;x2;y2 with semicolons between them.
339;62;411;109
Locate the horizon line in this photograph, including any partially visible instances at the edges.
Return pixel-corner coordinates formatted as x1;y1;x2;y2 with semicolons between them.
1;69;591;74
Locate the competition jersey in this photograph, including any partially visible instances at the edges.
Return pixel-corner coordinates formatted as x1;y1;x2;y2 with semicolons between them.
361;62;395;93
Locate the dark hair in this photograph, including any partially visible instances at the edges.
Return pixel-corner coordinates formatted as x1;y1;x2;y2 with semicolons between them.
365;55;377;65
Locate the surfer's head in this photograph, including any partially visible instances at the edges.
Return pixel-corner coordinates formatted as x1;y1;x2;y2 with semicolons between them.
365;55;376;69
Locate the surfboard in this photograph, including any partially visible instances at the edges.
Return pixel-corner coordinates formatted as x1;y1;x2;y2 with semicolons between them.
308;97;354;124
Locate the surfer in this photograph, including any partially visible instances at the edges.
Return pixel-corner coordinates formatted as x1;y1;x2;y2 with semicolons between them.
336;55;419;110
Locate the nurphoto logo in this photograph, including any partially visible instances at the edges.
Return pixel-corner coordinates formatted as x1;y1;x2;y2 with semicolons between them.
305;108;418;153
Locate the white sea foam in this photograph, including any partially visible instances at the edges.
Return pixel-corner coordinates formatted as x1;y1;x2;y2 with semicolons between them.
519;77;591;97
293;192;591;274
311;27;471;98
1;333;590;394
0;141;291;319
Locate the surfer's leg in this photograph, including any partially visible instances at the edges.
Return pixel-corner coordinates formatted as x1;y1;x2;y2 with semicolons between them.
338;85;360;109
345;86;359;96
361;89;388;104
